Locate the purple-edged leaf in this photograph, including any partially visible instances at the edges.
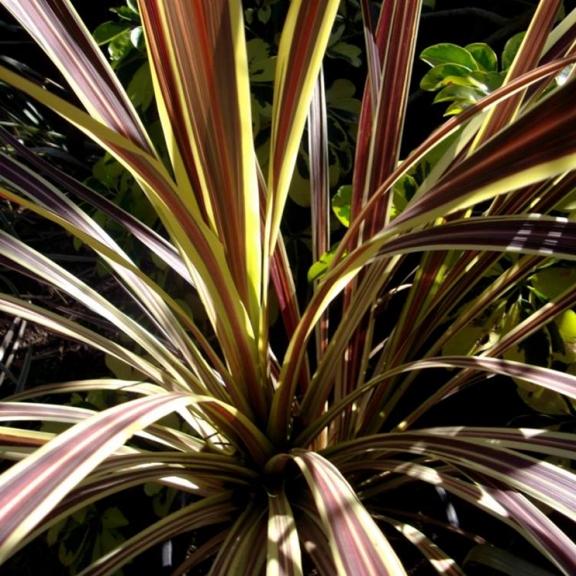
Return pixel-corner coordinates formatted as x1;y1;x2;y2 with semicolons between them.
0;179;231;401
0;402;93;425
4;379;164;402
419;427;576;461
359;0;422;232
267;0;340;251
270;59;576;428
88;451;256;485
308;70;330;358
472;0;562;147
0;401;200;453
0;64;262;417
0;300;272;465
399;355;576;400
479;475;576;575
210;506;267;575
0;293;176;387
0;127;191;283
0;392;195;563
401;278;576;428
379;515;464;576
0;427;54;450
197;399;274;467
541;7;576;67
330;433;576;525
292;450;406;575
308;69;330;271
277;214;576;442
11;451;255;557
0;230;204;392
1;0;152;150
139;0;262;332
352;0;421;230
339;55;576;257
268;488;303;576
359;0;380;115
391;78;576;231
296;353;576;447
416;254;540;360
349;458;576;575
296;505;336;576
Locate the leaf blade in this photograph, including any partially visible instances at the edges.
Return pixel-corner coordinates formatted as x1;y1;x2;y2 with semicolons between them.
0;393;192;563
293;450;406;576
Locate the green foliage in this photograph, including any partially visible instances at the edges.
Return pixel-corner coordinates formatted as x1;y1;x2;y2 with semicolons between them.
418;27;576;416
331;184;352;228
327;23;363;67
46;506;129;575
419;34;526;115
307;244;340;282
93;1;143;68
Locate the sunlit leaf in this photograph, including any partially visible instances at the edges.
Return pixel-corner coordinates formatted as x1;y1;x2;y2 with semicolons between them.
293;451;407;575
420;43;478;70
466;42;498;72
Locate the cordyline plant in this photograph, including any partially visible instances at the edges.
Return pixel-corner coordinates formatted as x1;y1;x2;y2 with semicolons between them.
1;0;576;574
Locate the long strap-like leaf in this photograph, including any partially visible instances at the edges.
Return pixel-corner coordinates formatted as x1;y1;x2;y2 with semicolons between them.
139;1;262;334
293;450;407;575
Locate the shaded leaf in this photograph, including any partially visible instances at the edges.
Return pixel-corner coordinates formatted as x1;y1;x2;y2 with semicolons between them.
93;21;128;45
503;32;527;71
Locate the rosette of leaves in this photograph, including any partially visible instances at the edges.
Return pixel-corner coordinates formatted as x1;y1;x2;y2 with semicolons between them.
1;1;576;575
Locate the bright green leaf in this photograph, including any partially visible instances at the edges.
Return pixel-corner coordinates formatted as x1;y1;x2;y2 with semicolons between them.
433;84;482;105
420;63;477;91
470;70;504;93
465;43;498;72
556;310;576;362
444;101;467;116
93;22;128;45
390;174;417;219
111;5;139;21
332;184;352;227
129;26;144;50
308;246;340;283
420;43;478;70
108;30;133;62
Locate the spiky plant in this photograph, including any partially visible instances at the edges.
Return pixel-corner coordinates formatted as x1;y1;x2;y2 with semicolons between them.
1;0;576;574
